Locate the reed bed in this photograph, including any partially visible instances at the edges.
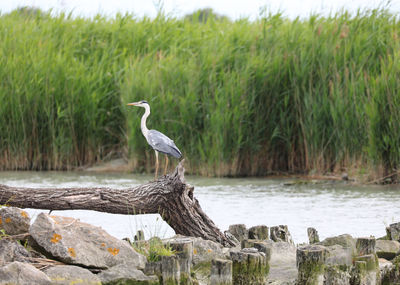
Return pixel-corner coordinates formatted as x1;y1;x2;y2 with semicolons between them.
0;8;399;179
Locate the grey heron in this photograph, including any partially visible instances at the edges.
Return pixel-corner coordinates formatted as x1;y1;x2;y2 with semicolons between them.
127;100;182;178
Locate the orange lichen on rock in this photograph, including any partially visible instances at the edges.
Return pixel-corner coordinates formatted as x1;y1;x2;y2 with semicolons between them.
68;247;76;258
107;248;120;256
101;243;106;247
50;233;62;243
20;211;29;218
193;249;198;255
5;217;11;223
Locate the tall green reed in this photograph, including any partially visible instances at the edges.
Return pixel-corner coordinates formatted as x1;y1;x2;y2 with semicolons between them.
0;8;399;179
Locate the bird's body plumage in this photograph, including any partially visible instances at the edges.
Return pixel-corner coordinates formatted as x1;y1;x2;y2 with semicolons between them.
147;129;182;158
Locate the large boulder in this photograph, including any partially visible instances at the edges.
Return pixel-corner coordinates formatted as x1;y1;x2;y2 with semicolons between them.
29;213;146;269
0;261;51;285
375;240;400;260
0;239;31;266
0;207;30;236
44;265;101;285
97;263;159;285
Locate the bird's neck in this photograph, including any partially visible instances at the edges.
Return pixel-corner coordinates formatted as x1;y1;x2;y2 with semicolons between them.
141;105;150;138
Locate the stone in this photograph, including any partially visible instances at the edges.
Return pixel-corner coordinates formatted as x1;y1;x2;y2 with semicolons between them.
318;234;356;254
98;263;159;284
376;239;400;260
0;207;30;236
230;249;269;284
324;265;351;285
0;261;51;285
210;259;232;285
356;237;376;256
389;222;400;241
0;239;31;266
29;213;146;269
325;244;353;267
44;265;101;285
270;225;293;244
168;238;193;284
248;225;269;240
161;255;180;285
228;224;248;243
263;241;297;284
241;240;271;261
180;236;225;266
307;227;320;244
296;245;327;285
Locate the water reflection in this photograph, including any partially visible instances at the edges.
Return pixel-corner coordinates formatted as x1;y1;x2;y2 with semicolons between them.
0;171;399;243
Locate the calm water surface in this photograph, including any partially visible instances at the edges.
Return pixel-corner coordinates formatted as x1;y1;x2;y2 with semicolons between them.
1;171;399;244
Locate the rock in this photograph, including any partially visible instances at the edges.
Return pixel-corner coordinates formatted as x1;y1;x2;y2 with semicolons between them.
44;265;101;285
29;213;146;269
324;265;351;285
376;239;400;260
230;249;269;284
263;241;297;284
0;261;51;285
307;227;320;244
389;222;400;241
98;263;159;285
0;239;31;266
0;207;30;236
228;224;248;243
189;236;225;265
296;245;327;285
325;244;353;267
248;225;269;240
356;237;376;256
318;234;356;252
210;259;232;285
270;225;293;244
161;255;180;285
241;240;271;260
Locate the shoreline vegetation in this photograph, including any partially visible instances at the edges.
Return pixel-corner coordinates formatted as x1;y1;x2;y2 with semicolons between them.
0;7;399;182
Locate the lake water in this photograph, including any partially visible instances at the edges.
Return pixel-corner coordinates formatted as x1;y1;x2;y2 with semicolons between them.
1;171;399;244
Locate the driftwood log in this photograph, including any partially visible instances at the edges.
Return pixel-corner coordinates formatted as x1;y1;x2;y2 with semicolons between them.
0;161;234;247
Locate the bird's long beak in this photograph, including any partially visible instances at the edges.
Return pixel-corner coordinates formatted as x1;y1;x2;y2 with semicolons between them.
127;102;139;106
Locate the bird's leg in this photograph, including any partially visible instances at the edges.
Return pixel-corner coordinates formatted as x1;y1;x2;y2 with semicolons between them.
164;155;169;175
155;150;159;179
